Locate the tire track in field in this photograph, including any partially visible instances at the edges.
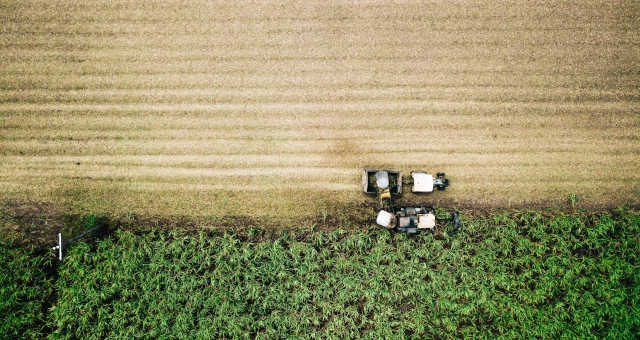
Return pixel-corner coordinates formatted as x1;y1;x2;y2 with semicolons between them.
2;88;637;106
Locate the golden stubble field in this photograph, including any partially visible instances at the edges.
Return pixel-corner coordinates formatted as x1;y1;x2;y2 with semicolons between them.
1;0;639;221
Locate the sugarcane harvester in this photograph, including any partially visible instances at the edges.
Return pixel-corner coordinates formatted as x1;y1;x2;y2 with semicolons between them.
362;169;459;234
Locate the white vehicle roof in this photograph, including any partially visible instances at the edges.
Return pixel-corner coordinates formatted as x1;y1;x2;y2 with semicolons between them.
376;210;393;228
418;213;436;229
375;171;389;189
412;172;434;193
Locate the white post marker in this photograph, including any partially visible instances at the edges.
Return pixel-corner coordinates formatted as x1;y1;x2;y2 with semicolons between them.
52;233;62;261
58;232;62;261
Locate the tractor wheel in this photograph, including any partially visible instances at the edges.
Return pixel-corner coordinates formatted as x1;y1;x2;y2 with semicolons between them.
452;212;460;231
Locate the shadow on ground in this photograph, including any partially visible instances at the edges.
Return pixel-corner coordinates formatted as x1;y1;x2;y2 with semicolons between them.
2;198;637;248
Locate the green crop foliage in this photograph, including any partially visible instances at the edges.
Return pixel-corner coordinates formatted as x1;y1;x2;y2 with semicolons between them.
0;241;55;339
2;210;639;339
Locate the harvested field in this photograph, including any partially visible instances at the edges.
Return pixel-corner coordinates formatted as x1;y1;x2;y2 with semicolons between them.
1;0;639;219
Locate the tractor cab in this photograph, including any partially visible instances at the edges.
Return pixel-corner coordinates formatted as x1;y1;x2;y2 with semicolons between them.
411;171;449;192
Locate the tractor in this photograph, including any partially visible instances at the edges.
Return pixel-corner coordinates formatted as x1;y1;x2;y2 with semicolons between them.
362;169;458;234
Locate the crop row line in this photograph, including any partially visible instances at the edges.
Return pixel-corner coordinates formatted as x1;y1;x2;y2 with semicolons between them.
2;100;635;112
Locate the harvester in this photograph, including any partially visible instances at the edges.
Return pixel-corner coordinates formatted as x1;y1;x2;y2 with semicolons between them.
362;169;459;234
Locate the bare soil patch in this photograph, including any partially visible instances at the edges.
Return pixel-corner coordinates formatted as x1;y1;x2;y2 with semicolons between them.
0;200;64;247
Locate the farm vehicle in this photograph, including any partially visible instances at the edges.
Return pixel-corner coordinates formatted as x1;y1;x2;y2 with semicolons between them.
362;169;459;234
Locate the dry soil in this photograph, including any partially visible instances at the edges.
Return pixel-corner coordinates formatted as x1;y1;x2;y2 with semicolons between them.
1;0;639;220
